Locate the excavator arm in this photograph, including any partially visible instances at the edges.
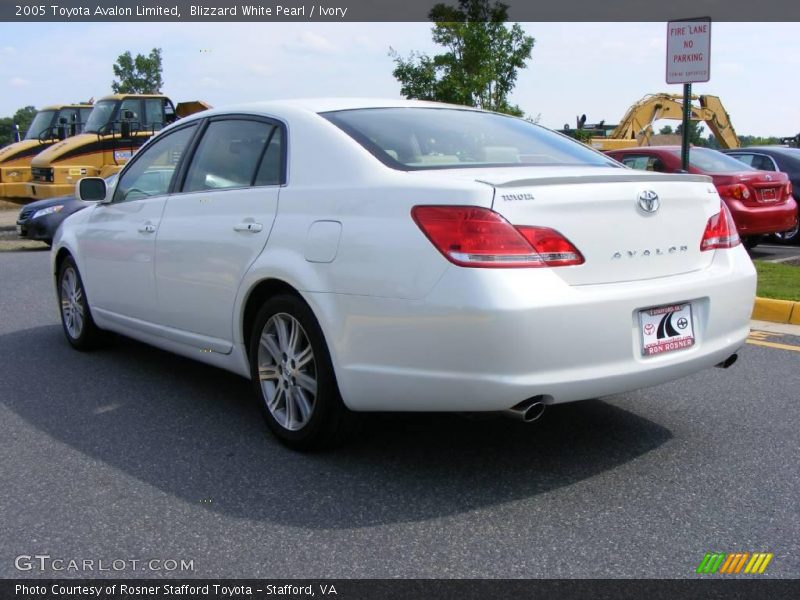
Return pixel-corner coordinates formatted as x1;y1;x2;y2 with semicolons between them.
583;93;741;150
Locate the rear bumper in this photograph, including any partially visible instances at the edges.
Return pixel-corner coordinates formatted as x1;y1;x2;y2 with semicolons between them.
309;247;756;412
727;197;798;236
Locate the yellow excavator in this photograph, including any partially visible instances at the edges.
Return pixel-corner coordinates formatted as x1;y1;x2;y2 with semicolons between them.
0;103;94;200
566;93;741;151
24;93;210;200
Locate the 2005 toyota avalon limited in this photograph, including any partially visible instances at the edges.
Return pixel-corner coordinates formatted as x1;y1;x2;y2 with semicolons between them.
53;99;756;449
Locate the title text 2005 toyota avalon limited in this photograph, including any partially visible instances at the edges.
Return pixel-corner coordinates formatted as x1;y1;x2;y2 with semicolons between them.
52;99;756;449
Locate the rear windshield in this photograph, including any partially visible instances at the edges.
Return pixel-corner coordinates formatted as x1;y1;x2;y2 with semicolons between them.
322;107;618;170
670;147;756;173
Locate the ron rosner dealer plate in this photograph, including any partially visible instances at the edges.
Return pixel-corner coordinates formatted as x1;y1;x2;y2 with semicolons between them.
639;302;695;356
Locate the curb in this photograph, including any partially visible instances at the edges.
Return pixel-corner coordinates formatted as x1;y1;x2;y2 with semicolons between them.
752;297;800;325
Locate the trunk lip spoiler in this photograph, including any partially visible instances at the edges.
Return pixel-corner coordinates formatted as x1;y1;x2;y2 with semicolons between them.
478;173;712;188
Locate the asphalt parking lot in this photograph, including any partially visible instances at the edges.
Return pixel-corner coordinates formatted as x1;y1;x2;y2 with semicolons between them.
0;248;798;579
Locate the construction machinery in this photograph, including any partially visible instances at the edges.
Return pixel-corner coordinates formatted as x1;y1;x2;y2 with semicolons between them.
564;93;741;151
0;103;93;200
24;94;210;201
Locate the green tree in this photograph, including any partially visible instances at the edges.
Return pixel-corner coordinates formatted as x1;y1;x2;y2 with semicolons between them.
111;48;164;94
390;0;535;116
0;105;38;147
13;105;37;135
676;120;707;146
658;124;674;135
0;117;12;147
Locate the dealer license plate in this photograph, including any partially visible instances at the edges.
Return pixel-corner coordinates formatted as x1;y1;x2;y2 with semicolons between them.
639;303;695;356
760;187;777;202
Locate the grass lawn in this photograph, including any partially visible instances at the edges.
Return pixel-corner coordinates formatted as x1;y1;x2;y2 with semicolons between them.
754;260;800;301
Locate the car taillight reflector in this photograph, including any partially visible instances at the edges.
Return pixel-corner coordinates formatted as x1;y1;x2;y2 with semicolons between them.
411;205;584;268
700;202;741;251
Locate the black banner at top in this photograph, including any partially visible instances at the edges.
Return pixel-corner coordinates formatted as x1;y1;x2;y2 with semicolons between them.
2;0;800;22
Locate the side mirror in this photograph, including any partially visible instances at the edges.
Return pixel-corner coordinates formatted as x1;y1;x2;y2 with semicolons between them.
77;177;108;202
123;110;135;120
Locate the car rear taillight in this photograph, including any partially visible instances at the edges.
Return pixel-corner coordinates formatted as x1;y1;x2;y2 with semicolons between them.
700;202;741;251
787;181;793;197
516;226;584;266
411;205;584;268
717;183;750;201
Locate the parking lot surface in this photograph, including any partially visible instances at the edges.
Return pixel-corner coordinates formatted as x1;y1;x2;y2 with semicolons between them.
0;249;798;579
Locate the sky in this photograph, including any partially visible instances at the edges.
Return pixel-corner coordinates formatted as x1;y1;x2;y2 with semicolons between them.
0;22;798;137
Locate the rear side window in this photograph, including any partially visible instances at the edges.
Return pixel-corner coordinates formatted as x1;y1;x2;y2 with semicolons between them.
144;99;165;131
254;128;284;186
183;119;277;192
670;147;756;173
729;153;754;167
322;107;617;170
751;155;777;171
619;155;666;172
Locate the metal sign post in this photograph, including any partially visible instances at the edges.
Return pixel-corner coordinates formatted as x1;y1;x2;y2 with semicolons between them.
666;17;711;171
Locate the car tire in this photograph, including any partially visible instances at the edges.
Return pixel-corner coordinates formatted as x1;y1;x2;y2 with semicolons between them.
772;209;800;245
742;235;762;250
248;294;358;450
57;256;105;351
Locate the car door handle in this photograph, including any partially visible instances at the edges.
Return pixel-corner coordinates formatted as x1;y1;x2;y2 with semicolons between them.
138;223;157;234
233;222;263;233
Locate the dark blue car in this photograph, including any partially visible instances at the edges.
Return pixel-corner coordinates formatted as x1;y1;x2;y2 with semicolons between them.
16;175;117;246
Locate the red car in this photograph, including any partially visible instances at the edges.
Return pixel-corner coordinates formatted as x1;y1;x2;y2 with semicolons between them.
606;146;798;248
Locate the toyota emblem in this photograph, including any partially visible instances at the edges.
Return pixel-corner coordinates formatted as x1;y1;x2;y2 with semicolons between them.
637;190;660;213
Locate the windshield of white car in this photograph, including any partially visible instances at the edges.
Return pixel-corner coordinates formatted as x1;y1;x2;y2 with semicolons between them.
84;100;117;134
322;107;619;170
670;147;757;173
24;110;57;140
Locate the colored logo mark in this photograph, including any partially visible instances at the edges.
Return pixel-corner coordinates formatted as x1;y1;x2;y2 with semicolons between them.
696;552;773;574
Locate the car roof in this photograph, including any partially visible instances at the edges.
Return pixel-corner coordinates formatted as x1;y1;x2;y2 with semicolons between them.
179;97;486;122
610;146;683;152
725;146;800;154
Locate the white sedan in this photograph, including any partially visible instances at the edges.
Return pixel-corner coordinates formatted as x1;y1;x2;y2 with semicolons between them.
53;99;756;449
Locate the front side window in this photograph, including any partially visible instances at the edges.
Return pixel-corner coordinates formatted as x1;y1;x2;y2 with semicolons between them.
323;107;618;169
183;119;277;192
24;110;57;140
114;125;197;203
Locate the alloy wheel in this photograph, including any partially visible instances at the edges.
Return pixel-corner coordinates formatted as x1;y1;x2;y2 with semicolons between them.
60;266;85;339
257;312;317;431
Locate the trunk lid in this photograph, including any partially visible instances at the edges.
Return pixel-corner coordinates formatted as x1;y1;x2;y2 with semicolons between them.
711;171;790;205
475;167;718;285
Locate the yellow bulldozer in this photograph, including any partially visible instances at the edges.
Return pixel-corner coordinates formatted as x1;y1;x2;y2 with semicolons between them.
565;93;741;151
0;103;93;200
24;93;210;201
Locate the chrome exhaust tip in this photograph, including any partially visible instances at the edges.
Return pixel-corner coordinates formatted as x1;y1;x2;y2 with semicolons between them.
503;396;547;423
715;353;738;369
